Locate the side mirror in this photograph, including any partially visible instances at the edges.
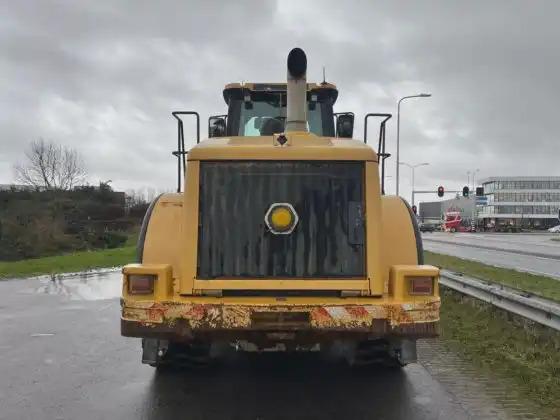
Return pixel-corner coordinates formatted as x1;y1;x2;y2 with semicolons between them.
209;115;227;138
308;94;318;111
336;113;354;138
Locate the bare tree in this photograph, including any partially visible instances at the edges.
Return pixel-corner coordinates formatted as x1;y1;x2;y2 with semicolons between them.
14;139;87;190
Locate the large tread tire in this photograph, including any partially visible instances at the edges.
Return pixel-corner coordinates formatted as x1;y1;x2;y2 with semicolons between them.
348;340;406;368
149;341;213;370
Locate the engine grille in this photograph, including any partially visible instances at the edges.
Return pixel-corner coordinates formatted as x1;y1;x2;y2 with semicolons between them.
197;161;365;279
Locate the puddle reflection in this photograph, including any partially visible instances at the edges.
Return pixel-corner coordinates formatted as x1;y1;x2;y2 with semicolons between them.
35;271;122;301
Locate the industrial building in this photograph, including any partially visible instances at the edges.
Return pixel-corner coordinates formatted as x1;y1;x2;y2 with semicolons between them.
419;196;474;224
477;176;560;229
418;176;560;230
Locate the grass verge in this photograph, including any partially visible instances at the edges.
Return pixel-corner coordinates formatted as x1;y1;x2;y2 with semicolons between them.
425;250;560;302
0;246;136;279
440;289;560;418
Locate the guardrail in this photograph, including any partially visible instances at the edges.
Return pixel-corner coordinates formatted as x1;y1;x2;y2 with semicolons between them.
439;270;560;331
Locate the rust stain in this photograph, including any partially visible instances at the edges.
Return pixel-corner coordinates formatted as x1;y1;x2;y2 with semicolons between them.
345;306;369;319
311;307;332;324
122;299;440;333
187;304;206;320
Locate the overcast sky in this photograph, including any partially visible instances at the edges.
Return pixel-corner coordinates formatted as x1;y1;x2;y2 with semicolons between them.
1;1;559;201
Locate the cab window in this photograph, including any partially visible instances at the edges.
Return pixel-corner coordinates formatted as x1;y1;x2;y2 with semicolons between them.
227;92;334;137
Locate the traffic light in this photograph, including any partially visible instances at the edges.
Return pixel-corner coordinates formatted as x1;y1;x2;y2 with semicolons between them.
462;186;469;197
437;186;444;197
412;205;417;215
476;187;484;197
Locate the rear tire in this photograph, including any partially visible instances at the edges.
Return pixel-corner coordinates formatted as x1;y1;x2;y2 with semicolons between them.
147;341;213;369
348;340;406;368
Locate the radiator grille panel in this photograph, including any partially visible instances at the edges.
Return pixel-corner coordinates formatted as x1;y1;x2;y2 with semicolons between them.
197;161;365;279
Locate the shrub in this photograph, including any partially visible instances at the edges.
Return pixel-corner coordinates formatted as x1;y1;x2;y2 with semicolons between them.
101;231;128;249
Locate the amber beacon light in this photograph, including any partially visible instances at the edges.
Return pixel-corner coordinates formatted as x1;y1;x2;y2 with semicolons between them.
265;203;299;234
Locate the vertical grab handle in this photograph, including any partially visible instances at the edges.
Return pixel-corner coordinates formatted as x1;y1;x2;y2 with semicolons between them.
172;111;200;193
364;113;392;195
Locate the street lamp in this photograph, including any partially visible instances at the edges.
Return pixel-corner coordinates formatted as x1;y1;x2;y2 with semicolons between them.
472;168;480;190
468;169;480;229
396;93;432;197
400;162;429;206
467;169;480;191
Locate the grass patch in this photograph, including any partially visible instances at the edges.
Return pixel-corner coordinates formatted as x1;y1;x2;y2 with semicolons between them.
125;227;140;247
0;246;136;279
440;289;560;418
425;251;560;302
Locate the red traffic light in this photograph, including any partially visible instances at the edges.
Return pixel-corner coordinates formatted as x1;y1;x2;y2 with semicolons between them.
412;205;417;215
437;186;444;197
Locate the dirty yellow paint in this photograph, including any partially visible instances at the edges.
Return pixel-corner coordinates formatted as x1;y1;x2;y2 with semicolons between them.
124;129;440;341
122;298;440;332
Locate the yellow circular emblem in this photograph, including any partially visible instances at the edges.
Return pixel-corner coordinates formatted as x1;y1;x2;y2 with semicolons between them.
270;207;293;230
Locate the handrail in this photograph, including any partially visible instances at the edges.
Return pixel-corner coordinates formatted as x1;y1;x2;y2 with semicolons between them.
171;111;200;192
364;113;392;194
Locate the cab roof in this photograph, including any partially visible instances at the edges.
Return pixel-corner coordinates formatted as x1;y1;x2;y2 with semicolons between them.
223;82;338;105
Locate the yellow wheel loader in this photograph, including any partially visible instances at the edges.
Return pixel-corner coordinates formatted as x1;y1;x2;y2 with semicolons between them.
121;48;439;367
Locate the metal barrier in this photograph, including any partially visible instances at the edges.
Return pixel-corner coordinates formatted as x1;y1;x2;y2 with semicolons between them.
439;270;560;331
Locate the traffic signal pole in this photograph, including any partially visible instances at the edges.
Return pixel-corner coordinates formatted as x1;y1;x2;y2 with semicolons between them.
411;189;464;219
412;187;475;226
411;189;463;206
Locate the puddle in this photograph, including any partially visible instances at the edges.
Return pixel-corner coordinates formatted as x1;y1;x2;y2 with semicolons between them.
33;271;122;301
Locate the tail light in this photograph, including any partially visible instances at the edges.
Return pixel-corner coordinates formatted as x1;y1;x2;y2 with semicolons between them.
127;274;156;295
409;276;434;295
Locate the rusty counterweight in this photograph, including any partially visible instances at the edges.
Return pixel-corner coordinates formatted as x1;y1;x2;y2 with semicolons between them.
121;299;440;341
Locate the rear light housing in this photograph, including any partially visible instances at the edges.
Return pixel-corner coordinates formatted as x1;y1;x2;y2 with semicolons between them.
409;276;434;295
127;274;156;295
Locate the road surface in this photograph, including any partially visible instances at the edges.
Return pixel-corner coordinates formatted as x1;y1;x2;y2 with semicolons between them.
0;272;544;419
423;232;560;279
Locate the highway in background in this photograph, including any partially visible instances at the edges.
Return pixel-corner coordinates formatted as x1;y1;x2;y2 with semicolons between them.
0;272;541;420
423;232;560;279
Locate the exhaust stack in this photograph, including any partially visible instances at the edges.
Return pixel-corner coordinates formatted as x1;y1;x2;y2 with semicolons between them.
285;48;308;133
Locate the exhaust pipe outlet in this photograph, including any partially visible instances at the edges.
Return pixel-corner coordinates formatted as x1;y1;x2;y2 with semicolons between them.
285;48;308;133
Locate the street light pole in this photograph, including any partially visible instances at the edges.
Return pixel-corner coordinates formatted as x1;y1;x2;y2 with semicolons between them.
467;168;480;230
396;93;431;196
400;162;429;206
472;168;480;191
467;169;480;191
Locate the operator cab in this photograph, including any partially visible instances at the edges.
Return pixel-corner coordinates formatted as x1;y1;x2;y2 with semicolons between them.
209;83;354;139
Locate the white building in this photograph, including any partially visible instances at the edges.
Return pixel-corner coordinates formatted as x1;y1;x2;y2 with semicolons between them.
478;176;560;229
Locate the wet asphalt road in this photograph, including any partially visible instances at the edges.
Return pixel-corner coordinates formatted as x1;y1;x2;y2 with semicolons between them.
423;232;560;279
0;272;536;420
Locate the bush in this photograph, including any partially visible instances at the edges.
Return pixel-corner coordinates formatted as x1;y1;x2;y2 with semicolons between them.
0;188;142;260
101;231;128;249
